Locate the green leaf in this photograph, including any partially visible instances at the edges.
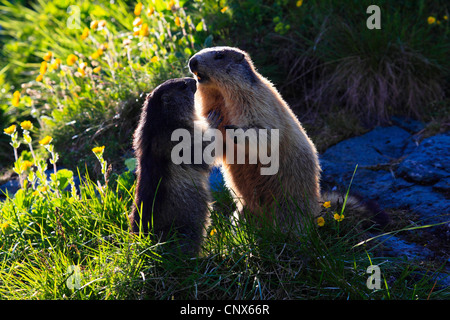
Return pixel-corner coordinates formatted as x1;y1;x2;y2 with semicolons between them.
124;157;136;172
203;34;213;47
195;21;204;32
51;169;74;191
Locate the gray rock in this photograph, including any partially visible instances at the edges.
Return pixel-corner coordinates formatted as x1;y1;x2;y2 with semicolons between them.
0;179;21;198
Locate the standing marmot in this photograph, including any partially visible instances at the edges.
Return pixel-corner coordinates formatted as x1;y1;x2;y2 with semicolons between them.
129;77;212;254
188;47;322;230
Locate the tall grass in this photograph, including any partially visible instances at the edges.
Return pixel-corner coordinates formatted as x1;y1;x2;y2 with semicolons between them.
212;0;449;123
1;162;448;299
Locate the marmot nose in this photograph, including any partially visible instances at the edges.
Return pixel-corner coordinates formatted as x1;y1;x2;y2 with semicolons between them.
185;78;197;93
189;57;198;72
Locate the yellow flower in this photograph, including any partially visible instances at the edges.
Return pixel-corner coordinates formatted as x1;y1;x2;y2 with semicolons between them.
94;48;104;59
323;201;331;208
20;160;33;172
444;16;448;20
210;228;216;236
175;17;181;27
92;146;105;155
39;135;53;145
134;3;143;16
90;20;99;29
428;16;436;24
43;51;53;61
77;68;86;76
1;221;10;232
67;54;78;66
49;58;62;71
147;6;154;16
4;124;16;135
12;91;20;107
40;61;48;75
133;17;142;27
167;0;175;10
151;56;159;63
91;51;100;60
98;20;107;28
296;0;303;7
139;23;149;36
333;213;345;222
220;6;228;13
93;66;101;73
317;216;325;227
20;120;33;131
81;27;90;40
36;74;44;82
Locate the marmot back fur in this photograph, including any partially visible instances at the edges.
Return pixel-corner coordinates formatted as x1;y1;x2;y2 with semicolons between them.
129;78;211;254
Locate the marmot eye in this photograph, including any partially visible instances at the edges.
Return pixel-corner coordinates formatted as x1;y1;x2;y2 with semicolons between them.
214;53;225;60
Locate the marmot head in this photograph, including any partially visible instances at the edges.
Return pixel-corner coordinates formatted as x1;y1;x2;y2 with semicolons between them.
188;46;258;91
143;77;197;128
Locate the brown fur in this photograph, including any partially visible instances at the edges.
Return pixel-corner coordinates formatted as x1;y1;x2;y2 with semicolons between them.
129;78;212;254
189;47;321;230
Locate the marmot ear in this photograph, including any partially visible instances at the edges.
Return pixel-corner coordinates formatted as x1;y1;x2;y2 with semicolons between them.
237;53;245;62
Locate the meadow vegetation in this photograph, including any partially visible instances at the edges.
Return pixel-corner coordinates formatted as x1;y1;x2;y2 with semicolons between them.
0;0;449;299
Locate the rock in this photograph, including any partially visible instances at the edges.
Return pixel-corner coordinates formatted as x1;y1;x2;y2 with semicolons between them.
377;234;434;261
0;179;21;199
396;132;450;185
320;126;412;188
320;124;450;265
209;166;225;191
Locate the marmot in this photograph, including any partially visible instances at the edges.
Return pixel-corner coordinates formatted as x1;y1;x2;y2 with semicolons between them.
188;47;385;231
129;77;212;254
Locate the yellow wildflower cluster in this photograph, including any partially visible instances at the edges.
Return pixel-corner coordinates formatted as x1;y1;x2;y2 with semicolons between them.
36;51;62;82
11;91;20;107
20;160;33;172
428;15;448;25
81;27;89;40
316;199;345;227
67;54;78;66
20;120;33;131
39;135;53;146
92;146;105;155
3;124;16;135
1;221;11;233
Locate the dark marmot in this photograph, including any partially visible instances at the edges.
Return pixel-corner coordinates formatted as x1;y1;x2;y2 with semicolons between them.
188;47;385;230
129;77;212;254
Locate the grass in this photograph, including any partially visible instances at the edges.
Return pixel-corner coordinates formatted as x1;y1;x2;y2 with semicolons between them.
1;152;449;299
210;0;449;125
